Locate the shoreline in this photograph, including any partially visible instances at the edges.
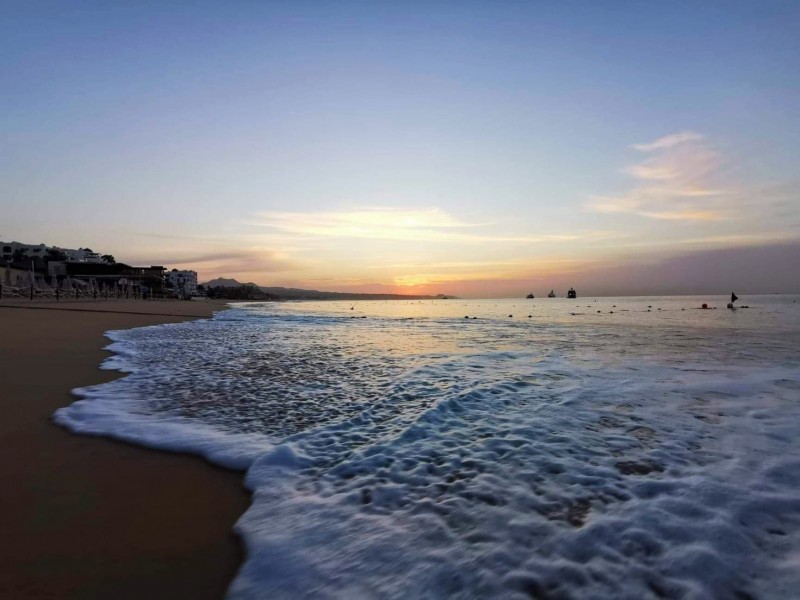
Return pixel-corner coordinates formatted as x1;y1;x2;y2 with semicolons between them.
0;300;250;599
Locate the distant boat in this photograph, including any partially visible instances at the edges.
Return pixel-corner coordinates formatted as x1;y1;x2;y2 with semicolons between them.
526;292;534;299
567;287;577;299
547;289;556;298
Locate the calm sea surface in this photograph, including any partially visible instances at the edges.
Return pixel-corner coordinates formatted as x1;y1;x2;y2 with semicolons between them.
57;295;800;599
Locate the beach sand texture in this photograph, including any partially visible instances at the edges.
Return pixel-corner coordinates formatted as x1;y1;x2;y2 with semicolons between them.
0;300;248;599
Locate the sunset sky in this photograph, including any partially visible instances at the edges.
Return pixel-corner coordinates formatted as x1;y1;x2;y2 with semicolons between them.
2;1;799;296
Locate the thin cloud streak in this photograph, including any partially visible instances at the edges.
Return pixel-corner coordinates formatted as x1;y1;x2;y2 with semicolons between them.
364;259;529;270
125;248;302;280
254;207;613;244
586;231;799;251
631;131;704;152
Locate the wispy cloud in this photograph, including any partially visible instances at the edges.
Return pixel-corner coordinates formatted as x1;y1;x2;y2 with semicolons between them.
587;131;733;221
589;231;798;250
631;131;704;152
254;206;612;244
255;207;476;242
364;259;527;270
125;248;302;279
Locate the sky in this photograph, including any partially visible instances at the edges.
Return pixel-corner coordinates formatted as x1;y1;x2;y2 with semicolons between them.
1;1;799;296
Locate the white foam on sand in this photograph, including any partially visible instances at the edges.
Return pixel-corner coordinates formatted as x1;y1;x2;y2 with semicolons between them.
53;328;274;470
53;300;800;599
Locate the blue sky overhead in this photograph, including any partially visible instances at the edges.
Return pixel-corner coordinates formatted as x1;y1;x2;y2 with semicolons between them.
2;1;798;295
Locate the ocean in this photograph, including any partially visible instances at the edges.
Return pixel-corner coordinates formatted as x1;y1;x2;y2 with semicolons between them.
55;296;800;599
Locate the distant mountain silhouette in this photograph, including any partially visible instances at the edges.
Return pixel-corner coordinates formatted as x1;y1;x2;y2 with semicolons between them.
201;277;456;300
203;277;260;288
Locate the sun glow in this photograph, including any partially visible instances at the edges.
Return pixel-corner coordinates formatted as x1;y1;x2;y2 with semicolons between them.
393;274;434;287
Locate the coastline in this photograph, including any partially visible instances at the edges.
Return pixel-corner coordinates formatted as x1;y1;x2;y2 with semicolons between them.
0;300;249;599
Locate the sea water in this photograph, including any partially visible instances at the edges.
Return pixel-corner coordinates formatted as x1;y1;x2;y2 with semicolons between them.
55;296;800;599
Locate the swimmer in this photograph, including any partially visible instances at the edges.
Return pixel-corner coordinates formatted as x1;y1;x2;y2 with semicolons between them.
727;291;738;310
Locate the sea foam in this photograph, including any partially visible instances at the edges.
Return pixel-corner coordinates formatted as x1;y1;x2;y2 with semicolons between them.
54;297;800;598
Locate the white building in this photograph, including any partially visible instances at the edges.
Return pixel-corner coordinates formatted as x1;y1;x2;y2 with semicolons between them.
168;269;198;297
61;248;104;263
1;241;104;263
1;241;48;262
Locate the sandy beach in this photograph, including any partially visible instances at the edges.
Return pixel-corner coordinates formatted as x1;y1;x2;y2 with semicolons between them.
0;299;249;599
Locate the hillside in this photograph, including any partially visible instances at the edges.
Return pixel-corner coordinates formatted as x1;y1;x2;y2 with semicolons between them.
203;277;260;288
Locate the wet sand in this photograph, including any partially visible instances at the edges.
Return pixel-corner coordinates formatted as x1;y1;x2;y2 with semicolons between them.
0;300;250;599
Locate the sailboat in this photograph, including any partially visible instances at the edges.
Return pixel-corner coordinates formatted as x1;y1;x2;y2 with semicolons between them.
547;289;556;298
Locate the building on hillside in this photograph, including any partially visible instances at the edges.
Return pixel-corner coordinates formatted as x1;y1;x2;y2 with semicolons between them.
1;241;104;264
62;248;104;263
168;269;198;298
2;241;48;262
